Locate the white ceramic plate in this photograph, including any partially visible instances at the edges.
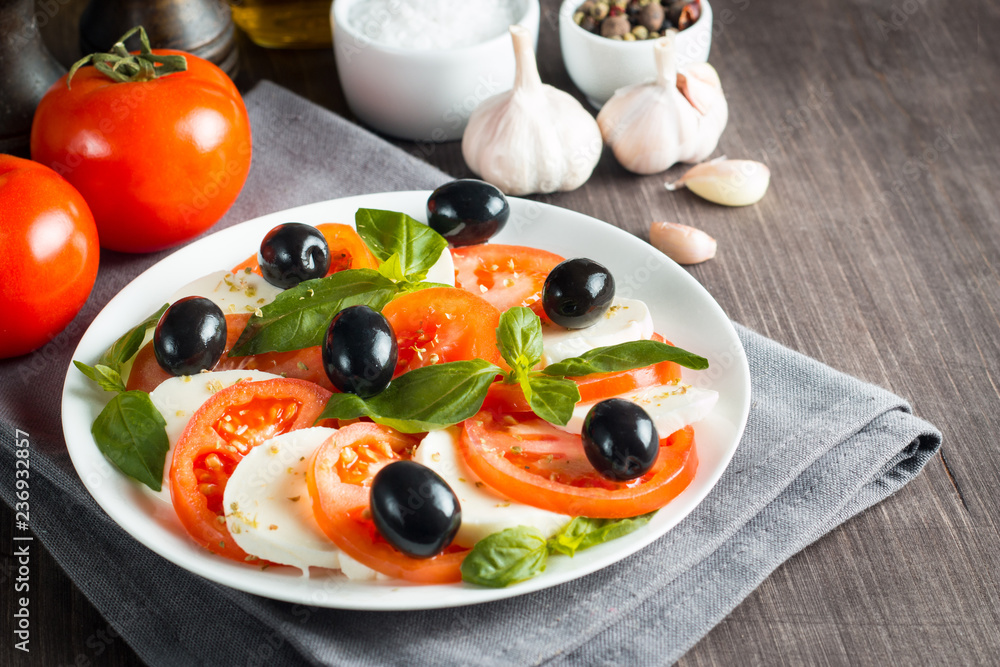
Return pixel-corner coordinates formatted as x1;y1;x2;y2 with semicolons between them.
62;191;750;610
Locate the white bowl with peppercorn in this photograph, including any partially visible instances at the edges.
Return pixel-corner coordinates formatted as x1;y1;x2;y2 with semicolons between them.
560;0;712;108
332;0;540;142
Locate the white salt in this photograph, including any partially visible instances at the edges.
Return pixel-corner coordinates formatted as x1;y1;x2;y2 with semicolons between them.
348;0;524;50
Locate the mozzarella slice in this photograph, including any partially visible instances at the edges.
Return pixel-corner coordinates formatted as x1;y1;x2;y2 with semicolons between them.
555;381;719;437
224;427;341;574
412;428;570;548
169;269;284;317
541;298;654;367
338;554;377;581
146;369;281;503
424;245;456;286
338;553;391;582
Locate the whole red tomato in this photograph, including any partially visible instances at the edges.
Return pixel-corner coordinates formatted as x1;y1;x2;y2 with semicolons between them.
0;155;100;359
30;36;251;254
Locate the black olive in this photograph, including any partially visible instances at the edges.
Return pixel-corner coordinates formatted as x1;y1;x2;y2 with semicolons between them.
153;296;227;376
582;398;659;481
370;460;461;559
426;179;510;246
541;258;616;329
322;305;397;398
258;223;330;289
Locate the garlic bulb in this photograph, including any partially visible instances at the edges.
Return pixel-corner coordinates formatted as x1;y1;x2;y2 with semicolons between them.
649;222;717;265
462;25;602;196
597;31;728;175
665;157;770;206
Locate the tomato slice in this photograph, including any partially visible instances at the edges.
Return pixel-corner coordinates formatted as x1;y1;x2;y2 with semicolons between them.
307;423;466;583
169;378;332;562
231;223;380;276
451;244;564;317
460;411;697;519
381;287;504;375
483;333;682;412
126;312;332;393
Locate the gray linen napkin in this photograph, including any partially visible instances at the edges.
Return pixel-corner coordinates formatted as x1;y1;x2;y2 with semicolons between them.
0;82;940;666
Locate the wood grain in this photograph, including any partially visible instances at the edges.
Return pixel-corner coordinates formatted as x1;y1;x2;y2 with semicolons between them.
4;0;998;664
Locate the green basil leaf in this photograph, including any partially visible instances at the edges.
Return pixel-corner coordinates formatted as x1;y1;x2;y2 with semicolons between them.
91;391;169;491
547;512;657;558
74;361;126;394
496;307;543;372
542;340;709;377
316;392;371;421
461;526;549;588
396;281;453;294
98;303;168;372
316;359;502;433
355;208;448;282
229;269;398;356
524;375;580;426
376;252;407;283
463;514;658;587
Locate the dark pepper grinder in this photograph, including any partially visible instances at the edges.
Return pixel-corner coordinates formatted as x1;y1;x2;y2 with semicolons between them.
0;0;65;157
79;0;239;79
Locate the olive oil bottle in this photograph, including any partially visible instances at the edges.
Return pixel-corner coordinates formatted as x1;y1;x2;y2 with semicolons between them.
229;0;333;48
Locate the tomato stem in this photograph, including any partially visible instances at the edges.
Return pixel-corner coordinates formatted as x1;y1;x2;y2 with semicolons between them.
66;26;187;89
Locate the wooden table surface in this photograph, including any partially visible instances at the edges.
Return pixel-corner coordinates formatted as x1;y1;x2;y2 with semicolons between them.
5;0;999;664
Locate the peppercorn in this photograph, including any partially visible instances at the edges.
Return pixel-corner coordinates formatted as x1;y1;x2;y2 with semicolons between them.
667;0;700;29
639;2;665;31
590;1;610;20
575;0;697;40
677;1;701;30
600;13;631;37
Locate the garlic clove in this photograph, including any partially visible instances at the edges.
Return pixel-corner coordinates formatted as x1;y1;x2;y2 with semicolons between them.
677;64;721;116
461;25;602;196
682;62;723;89
665;159;770;207
649;222;717;265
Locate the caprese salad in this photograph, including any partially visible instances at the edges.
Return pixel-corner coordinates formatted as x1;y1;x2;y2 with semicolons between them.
74;179;718;587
